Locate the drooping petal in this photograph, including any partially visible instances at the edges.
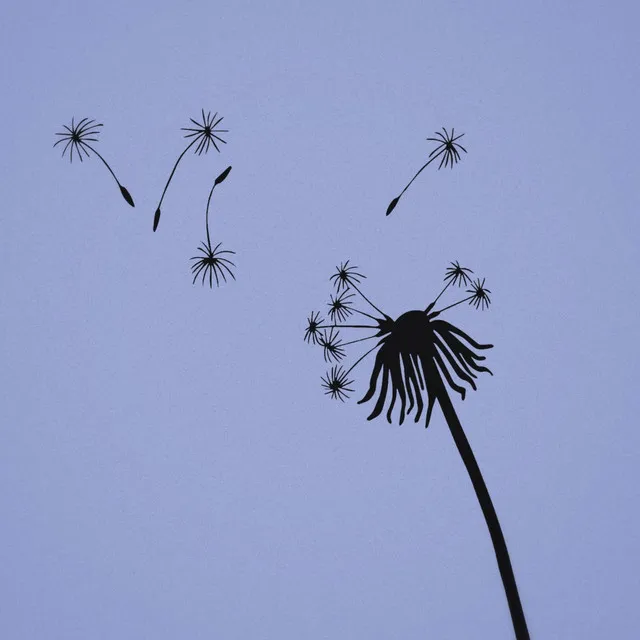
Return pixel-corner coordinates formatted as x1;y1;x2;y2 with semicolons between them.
358;348;385;405
365;364;390;422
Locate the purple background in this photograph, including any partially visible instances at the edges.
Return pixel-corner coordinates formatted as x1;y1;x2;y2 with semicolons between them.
2;1;639;637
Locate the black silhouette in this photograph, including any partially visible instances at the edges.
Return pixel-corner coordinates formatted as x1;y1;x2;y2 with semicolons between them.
304;261;529;639
320;327;346;363
304;312;324;345
328;291;356;322
190;166;235;288
321;365;355;401
54;117;135;207
386;128;466;216
153;110;228;231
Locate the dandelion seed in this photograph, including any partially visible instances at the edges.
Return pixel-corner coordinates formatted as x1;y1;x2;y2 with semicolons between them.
54;117;135;207
328;291;355;323
190;242;236;288
153;110;228;231
189;167;235;289
467;278;491;310
386;126;467;216
320;328;346;363
330;260;365;292
304;311;324;345
321;366;355;401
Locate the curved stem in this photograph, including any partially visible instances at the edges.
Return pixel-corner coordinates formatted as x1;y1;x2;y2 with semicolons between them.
84;144;121;187
205;181;217;248
398;150;443;199
432;372;530;639
156;139;197;210
349;282;386;318
345;342;380;376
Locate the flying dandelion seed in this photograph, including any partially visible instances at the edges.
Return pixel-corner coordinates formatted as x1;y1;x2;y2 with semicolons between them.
189;166;235;288
54;117;135;207
386;127;467;216
153;110;228;231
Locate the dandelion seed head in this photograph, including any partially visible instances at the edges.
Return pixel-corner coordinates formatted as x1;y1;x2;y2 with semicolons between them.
321;366;355;401
320;328;346;363
444;261;474;287
330;260;365;292
190;241;236;288
467;278;491;310
304;311;324;345
328;291;355;323
182;109;229;155
53;117;103;163
427;127;467;170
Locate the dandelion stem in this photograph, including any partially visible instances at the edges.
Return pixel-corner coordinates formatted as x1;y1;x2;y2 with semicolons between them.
317;324;379;330
351;307;380;321
341;334;379;347
397;149;445;200
346;342;381;376
83;143;135;207
349;282;386;318
205;181;218;249
156;138;198;211
433;296;473;315
431;367;530;640
84;143;122;188
428;281;452;311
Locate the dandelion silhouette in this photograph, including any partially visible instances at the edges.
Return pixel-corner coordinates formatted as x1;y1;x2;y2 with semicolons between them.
153;110;228;231
190;166;235;288
304;260;530;639
386;127;467;216
54;117;135;207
